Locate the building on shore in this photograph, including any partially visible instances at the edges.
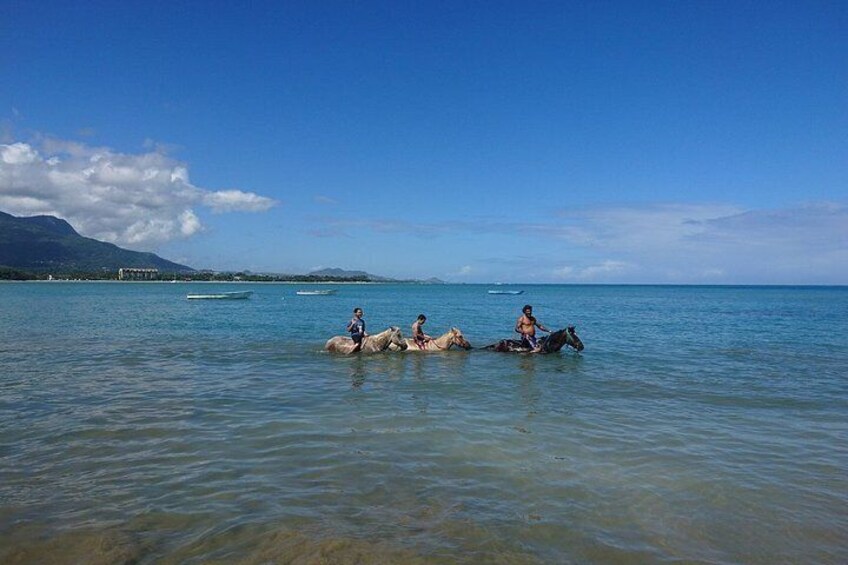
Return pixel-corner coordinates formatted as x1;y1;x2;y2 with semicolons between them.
118;268;159;281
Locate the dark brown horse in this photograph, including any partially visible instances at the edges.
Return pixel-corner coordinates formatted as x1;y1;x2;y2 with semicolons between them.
483;326;584;354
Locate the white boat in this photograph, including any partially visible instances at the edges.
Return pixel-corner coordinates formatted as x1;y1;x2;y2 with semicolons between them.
187;291;253;300
488;290;524;295
296;289;337;296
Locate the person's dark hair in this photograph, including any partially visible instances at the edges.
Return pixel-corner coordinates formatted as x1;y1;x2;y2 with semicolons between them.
354;307;362;314
523;305;532;312
417;314;426;321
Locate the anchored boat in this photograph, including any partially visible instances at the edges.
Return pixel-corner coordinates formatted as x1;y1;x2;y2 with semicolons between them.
186;291;253;300
296;289;337;296
487;290;524;295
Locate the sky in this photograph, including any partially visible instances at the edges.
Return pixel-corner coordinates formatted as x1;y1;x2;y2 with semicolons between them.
1;0;846;284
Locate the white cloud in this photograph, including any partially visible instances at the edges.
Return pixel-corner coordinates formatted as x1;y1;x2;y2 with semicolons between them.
1;142;38;164
202;189;276;213
549;202;848;283
553;260;632;281
314;195;339;205
309;202;848;283
551;203;744;251
0;139;277;249
453;265;473;276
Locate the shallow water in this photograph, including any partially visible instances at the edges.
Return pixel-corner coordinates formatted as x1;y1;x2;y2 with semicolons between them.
1;282;846;563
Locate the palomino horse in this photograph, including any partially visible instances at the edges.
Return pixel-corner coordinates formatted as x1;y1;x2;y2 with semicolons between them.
483;326;584;354
389;327;472;352
325;326;409;354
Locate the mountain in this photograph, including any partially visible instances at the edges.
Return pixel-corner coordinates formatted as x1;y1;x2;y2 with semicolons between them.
307;267;394;282
0;211;194;273
308;267;444;284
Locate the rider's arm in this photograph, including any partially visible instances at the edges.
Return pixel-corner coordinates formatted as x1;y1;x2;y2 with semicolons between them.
514;317;523;334
536;320;550;332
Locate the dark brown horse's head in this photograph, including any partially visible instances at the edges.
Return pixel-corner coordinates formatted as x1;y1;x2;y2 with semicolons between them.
566;326;584;352
541;326;584;353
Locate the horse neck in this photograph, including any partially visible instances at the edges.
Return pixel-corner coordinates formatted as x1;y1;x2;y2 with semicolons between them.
432;331;454;349
368;329;391;349
545;329;569;351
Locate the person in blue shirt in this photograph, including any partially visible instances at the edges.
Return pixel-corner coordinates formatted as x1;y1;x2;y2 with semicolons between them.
346;307;367;353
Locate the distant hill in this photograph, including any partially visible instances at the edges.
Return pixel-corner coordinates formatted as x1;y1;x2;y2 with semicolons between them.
0;210;194;273
308;267;394;282
308;267;444;284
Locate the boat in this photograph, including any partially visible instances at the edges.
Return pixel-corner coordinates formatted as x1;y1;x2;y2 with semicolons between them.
186;291;253;300
488;289;524;295
296;289;337;296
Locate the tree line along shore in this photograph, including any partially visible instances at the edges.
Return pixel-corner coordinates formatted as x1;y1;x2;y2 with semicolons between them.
0;268;383;283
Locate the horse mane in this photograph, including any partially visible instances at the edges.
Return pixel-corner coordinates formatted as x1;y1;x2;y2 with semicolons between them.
539;328;568;353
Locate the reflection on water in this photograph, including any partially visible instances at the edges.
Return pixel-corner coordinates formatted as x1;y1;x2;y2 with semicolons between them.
348;355;367;390
342;349;474;391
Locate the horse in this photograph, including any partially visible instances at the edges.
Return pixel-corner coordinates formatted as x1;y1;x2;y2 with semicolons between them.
388;327;473;352
483;326;584;354
324;326;409;354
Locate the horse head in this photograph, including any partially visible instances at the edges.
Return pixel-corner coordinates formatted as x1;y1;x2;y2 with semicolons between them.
564;326;584;352
541;326;584;353
450;327;472;350
389;326;409;350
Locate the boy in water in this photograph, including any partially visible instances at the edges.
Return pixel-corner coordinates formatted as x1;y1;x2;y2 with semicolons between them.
515;304;549;352
346;307;367;354
411;314;431;350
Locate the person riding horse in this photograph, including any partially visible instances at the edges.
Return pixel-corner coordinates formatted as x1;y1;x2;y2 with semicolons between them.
515;305;549;352
346;307;367;354
411;314;432;350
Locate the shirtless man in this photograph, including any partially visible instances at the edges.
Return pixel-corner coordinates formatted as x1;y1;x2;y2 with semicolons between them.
515;304;550;352
411;314;431;350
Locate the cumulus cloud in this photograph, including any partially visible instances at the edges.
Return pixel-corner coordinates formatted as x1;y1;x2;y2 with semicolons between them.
0;139;276;249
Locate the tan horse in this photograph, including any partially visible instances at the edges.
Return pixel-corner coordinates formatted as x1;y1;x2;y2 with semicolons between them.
325;326;409;354
389;327;472;352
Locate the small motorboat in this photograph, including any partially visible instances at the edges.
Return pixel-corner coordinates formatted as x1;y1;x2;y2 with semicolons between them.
487;290;524;295
296;289;337;296
187;291;253;300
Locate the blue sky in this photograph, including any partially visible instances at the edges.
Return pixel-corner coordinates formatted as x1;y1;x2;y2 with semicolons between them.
1;1;846;283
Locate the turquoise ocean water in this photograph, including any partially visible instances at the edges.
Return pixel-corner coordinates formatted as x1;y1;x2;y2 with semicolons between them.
1;282;846;563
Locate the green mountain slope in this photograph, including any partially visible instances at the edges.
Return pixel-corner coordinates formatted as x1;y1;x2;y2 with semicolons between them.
307;267;393;282
0;211;194;273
